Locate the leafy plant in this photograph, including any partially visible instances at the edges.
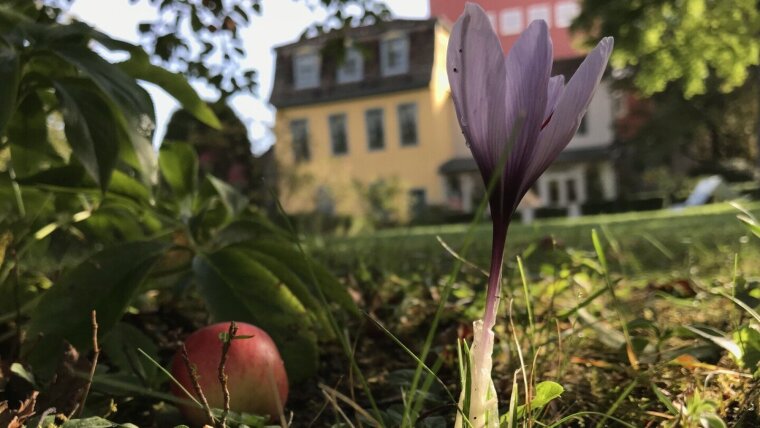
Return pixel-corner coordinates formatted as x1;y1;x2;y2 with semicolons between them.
0;4;356;402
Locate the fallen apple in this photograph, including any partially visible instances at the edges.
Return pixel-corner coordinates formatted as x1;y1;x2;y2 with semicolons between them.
170;322;288;425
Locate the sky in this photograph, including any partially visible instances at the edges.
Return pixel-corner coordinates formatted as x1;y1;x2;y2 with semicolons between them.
67;0;430;155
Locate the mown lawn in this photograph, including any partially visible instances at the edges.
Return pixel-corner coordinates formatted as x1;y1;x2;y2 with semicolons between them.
316;201;760;277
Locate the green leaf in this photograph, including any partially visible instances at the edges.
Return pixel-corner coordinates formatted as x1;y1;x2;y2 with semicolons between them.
737;214;760;239
117;45;220;129
732;326;760;370
591;229;608;274
251;240;359;315
700;414;727;428
205;174;248;217
246;249;331;331
0;44;20;136
58;417;139;428
101;322;161;386
25;240;168;377
651;383;678;416
192;247;318;382
53;79;120;190
53;43;154;121
517;381;564;417
108;170;151;203
6;93;62;178
49;38;157;182
159;141;198;198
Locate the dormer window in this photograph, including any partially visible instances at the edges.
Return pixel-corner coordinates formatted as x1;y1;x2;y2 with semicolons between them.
337;48;364;84
293;51;320;89
380;35;409;77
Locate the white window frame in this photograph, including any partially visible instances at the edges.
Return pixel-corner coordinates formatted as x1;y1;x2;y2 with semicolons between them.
527;4;551;27
380;34;409;77
336;47;364;84
555;1;580;28
293;51;320;90
499;8;523;36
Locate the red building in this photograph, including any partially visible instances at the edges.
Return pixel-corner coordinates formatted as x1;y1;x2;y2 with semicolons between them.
430;0;583;59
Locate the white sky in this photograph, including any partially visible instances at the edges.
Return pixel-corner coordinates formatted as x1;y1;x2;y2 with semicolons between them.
68;0;430;155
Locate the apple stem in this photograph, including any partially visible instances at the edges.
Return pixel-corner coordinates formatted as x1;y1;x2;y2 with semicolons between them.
218;321;238;428
181;343;215;426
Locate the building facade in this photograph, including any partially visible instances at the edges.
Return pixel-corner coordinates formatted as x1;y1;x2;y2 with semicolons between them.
271;19;462;221
271;0;618;223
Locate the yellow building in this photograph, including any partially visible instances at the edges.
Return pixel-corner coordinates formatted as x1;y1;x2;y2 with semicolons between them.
270;19;470;222
270;18;618;224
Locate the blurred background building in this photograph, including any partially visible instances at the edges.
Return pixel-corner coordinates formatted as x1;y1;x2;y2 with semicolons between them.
271;0;619;226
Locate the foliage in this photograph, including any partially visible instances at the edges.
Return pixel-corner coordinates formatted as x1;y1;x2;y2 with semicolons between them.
352;178;402;230
574;0;760;98
30;0;390;99
0;4;357;417
164;103;276;210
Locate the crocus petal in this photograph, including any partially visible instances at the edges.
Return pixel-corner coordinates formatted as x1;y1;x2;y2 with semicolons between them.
447;3;508;180
500;19;552;216
543;75;565;125
522;36;614;192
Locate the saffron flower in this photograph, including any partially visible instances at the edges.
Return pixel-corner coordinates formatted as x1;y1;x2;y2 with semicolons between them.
447;3;613;426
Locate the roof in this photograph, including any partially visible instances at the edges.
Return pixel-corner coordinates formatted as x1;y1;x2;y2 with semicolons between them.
438;146;612;175
269;19;440;109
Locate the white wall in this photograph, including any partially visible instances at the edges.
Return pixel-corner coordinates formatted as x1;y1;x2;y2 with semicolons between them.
566;80;614;150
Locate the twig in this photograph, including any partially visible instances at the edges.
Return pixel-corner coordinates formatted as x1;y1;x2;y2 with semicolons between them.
218;321;238;428
12;247;22;357
77;310;101;417
181;344;215;426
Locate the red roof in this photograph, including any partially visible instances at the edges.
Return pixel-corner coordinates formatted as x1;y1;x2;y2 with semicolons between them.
430;0;583;59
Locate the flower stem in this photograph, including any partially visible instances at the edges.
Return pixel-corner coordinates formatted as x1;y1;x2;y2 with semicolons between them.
483;223;508;329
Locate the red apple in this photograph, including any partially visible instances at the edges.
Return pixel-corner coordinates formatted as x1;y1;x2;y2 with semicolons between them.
170;322;288;425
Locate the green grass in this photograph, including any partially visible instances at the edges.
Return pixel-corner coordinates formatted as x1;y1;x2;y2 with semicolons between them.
304;202;760;426
314;202;760;277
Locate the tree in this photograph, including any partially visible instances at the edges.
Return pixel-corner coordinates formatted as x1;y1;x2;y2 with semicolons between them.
164;102;277;209
574;0;760;181
574;0;760;97
34;0;390;98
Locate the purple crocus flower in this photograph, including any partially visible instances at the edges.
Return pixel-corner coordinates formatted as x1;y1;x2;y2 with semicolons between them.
447;3;613;328
447;3;612;425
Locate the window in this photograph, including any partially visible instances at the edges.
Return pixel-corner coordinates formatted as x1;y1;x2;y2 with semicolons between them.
329;114;348;155
555;1;580;28
548;179;560;204
527;4;551;26
380;36;409;76
314;186;335;215
577;115;588;135
365;108;385;151
500;8;523;35
289;119;310;162
397;103;418;147
293;52;320;89
566;179;577;202
336;48;364;84
409;188;427;218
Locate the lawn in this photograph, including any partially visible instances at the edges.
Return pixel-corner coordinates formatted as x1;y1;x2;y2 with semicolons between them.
316;201;760;277
297;202;760;426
